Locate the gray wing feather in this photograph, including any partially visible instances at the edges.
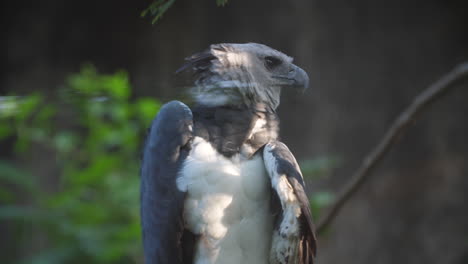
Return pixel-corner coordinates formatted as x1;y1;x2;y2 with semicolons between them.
140;101;193;264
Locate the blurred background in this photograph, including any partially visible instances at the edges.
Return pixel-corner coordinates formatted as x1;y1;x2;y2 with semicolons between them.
2;0;468;263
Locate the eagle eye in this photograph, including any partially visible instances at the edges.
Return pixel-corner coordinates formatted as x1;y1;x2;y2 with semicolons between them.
264;56;282;70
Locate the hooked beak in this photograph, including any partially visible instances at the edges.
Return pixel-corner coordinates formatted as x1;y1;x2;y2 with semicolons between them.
272;64;310;91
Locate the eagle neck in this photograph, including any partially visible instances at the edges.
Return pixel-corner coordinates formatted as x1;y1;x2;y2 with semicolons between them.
191;103;279;158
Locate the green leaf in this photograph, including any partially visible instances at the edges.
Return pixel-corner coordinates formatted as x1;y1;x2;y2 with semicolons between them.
310;191;335;218
216;0;229;6
142;0;229;24
67;65;130;100
36;105;56;123
54;132;78;153
16;94;43;121
141;0;177;24
70;156;120;185
134;97;161;124
0;160;37;193
300;156;340;180
0;122;13;139
101;71;130;100
0;96;22;118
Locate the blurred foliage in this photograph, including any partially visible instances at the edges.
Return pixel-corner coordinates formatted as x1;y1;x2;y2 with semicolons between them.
301;156;340;180
301;157;340;219
0;65;161;263
141;0;229;24
309;191;334;220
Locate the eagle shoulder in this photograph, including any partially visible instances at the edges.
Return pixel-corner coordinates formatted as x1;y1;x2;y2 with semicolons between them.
140;100;194;264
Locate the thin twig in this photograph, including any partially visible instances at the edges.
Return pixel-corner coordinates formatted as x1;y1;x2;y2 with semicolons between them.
316;62;468;234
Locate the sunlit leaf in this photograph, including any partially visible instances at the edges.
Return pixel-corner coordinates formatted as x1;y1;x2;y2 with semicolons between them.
134;97;161;124
15;94;43;121
67;65;131;100
102;71;130;100
0;96;22;118
54;132;78;153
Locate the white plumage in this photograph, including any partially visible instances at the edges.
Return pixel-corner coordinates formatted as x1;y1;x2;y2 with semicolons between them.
177;136;274;264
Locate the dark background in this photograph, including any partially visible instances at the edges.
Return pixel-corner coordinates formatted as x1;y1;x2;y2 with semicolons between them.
3;0;468;263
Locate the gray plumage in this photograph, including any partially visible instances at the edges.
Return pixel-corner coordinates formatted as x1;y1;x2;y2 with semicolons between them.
140;101;194;263
179;43;309;110
141;43;316;264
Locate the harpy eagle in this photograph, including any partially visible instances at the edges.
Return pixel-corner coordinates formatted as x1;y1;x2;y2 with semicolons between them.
140;43;317;264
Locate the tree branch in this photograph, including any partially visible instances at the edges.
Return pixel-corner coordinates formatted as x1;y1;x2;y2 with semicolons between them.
316;62;468;234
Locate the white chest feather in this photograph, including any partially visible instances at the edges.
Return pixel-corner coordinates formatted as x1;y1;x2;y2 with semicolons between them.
177;137;273;264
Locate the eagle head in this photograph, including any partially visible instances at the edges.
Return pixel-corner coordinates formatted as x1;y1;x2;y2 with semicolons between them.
177;43;309;109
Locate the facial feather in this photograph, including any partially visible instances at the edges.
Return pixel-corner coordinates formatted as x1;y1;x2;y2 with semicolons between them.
178;43;308;109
